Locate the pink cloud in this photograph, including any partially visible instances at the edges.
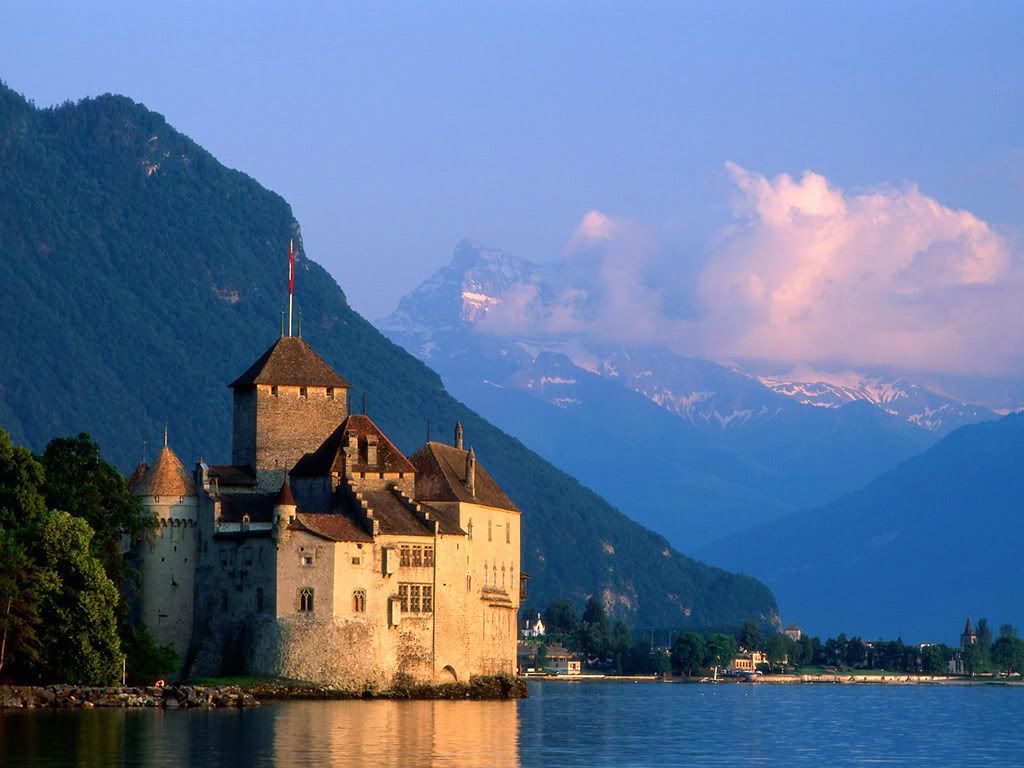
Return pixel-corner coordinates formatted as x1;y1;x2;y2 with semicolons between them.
700;163;1021;374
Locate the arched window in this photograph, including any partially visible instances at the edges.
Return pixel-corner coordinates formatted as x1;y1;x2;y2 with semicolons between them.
353;589;366;613
256;587;264;613
299;587;314;613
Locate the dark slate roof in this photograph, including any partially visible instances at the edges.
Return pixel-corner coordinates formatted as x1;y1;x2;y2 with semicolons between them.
208;465;257;487
229;336;350;389
292;513;372;543
358;488;433;537
292;414;415;476
134;448;196;497
217;492;277;523
410;442;519;513
422;503;467;536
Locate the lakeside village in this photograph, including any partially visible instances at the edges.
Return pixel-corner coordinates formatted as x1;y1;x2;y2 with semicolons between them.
1;314;1023;704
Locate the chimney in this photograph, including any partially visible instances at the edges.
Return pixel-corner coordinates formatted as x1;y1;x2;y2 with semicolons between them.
345;431;359;471
366;434;379;467
454;421;464;450
465;447;476;498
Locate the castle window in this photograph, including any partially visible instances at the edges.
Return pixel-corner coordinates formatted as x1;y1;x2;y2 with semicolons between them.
400;545;411;567
352;556;361;566
466;572;472;592
398;584;408;613
422;586;433;613
488;520;492;542
424;546;434;567
154;496;161;503
353;590;366;612
299;587;314;613
300;386;308;399
467;519;473;539
256;587;264;613
506;524;511;544
179;496;185;503
327;387;335;400
409;585;421;613
271;385;279;397
412;545;423;567
301;554;314;567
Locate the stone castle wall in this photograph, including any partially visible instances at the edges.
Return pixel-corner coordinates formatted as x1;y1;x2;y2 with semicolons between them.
138;496;197;658
232;383;347;472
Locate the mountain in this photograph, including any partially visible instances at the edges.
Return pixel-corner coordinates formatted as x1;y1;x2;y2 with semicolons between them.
699;413;1024;642
0;82;776;630
379;241;986;549
751;368;998;435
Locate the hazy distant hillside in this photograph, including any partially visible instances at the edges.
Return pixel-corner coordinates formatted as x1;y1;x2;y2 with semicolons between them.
0;82;776;630
699;414;1024;642
379;241;966;548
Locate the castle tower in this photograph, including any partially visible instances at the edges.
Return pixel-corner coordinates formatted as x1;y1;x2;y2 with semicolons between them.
130;433;198;659
229;336;350;486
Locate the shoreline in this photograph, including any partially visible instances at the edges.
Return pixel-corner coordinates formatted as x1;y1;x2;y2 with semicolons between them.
0;675;528;709
528;673;1024;687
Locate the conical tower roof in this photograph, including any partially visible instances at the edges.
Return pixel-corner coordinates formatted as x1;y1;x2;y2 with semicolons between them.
135;446;196;498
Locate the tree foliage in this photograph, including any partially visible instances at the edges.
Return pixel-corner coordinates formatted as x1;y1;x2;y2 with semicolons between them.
0;427;144;684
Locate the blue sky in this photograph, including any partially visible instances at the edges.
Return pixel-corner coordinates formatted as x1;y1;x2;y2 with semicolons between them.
3;1;1023;328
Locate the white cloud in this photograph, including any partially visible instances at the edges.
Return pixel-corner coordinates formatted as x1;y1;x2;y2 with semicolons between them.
699;163;1021;374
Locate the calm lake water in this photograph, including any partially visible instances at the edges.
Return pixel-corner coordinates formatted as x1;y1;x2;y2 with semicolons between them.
1;681;1021;767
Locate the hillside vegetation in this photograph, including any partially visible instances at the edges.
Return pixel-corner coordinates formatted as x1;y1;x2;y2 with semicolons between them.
0;82;776;630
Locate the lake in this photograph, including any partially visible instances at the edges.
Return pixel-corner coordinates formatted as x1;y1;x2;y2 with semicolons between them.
1;681;1021;767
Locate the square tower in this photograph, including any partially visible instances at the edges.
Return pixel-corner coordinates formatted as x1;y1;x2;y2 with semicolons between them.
230;336;350;475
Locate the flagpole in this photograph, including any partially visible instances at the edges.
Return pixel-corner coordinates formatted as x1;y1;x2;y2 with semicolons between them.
288;239;294;337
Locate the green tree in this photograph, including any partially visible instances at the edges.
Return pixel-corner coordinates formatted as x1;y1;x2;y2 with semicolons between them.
765;633;790;666
40;434;147;585
543;599;578;636
123;624;179;684
992;626;1024;675
575;597;612;660
705;634;737;669
739;620;764;651
534;642;548;671
34;510;122;684
0;528;46;676
920;644;951;674
671;632;706;677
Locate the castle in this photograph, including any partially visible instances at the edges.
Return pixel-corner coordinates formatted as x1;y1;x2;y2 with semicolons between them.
128;332;522;687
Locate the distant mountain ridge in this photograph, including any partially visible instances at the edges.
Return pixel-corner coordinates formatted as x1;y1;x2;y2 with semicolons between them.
698;413;1024;642
0;82;776;630
380;241;1001;549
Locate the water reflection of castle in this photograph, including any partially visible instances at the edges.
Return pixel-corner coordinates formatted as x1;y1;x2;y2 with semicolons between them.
272;699;519;767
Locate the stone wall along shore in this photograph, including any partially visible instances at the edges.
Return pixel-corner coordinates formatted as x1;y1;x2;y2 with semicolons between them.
0;685;257;709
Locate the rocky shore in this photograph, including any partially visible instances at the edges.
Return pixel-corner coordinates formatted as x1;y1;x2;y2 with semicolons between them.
0;684;258;709
0;674;528;709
